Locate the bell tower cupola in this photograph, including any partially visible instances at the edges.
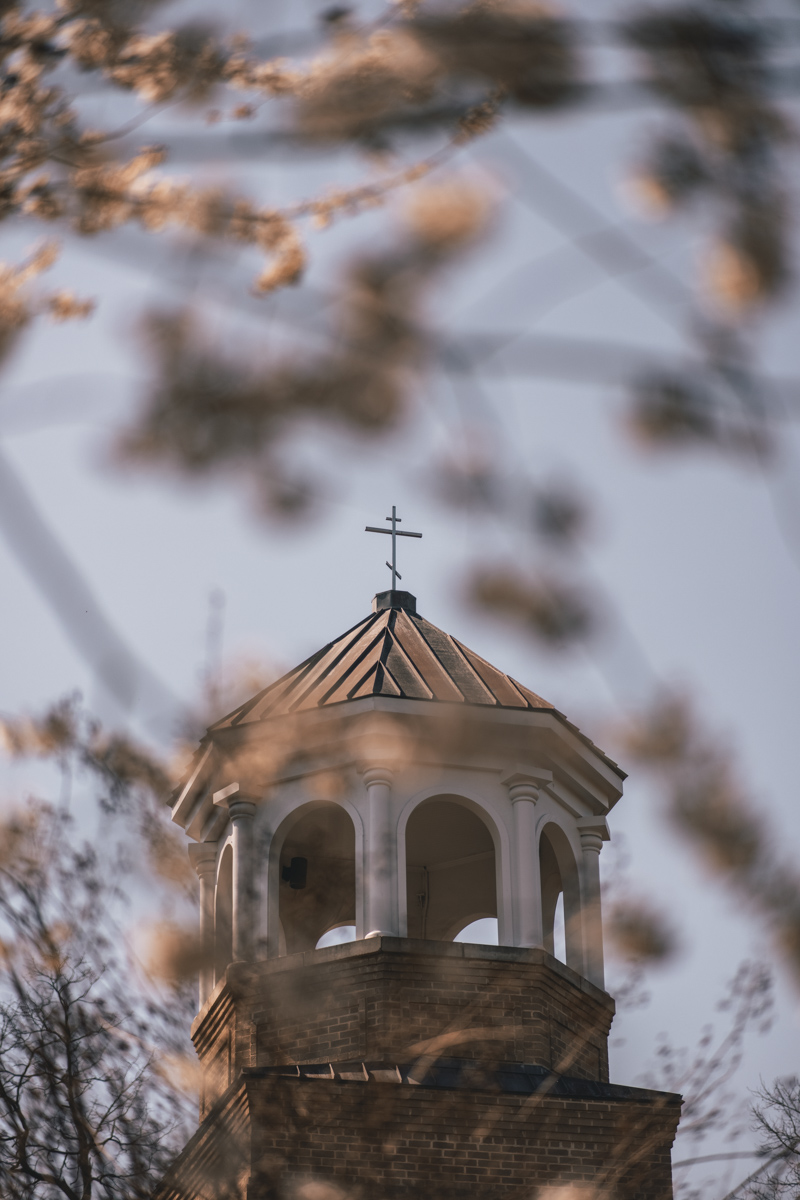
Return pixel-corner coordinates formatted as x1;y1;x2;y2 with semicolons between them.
172;589;622;994
163;588;681;1200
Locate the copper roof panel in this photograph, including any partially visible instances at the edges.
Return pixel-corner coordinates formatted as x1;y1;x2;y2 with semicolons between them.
350;661;401;699
219;614;377;725
210;673;296;729
454;641;550;710
293;623;387;710
285;615;382;711
322;634;389;704
206;601;560;726
391;611;465;702
410;616;496;705
234;666;312;723
174;596;628;803
509;677;555;710
383;636;433;700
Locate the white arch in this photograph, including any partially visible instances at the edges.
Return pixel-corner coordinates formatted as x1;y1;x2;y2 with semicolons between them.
266;795;365;956
397;785;514;946
536;814;584;975
213;829;234;885
533;799;585;884
214;843;234;984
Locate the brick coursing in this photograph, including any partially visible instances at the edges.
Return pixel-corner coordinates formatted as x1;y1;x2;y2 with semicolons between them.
160;1075;680;1200
193;940;615;1117
164;940;680;1199
245;1077;679;1200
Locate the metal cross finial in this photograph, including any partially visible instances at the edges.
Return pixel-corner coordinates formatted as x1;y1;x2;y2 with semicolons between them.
365;506;422;590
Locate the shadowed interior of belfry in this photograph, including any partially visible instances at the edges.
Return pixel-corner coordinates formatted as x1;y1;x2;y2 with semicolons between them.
278;803;356;955
405;798;497;941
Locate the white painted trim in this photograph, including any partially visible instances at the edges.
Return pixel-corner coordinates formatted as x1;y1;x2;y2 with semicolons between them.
535;811;585;975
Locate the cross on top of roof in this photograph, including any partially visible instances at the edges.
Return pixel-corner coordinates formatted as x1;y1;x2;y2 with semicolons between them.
365;505;422;590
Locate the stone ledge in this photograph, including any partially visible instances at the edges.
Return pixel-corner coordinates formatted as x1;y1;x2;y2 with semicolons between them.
191;936;616;1040
241;1058;681;1106
255;936;610;998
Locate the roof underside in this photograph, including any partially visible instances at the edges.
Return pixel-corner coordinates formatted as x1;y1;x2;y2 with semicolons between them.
211;606;554;730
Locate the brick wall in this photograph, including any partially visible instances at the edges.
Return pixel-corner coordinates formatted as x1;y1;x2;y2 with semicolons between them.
164;940;680;1200
160;1073;680;1200
247;1076;680;1200
192;939;615;1118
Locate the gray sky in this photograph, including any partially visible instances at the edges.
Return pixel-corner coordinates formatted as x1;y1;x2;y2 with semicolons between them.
1;4;799;1194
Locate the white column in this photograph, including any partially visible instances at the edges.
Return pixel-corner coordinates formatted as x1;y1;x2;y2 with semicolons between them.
577;817;608;990
230;799;256;960
501;768;552;948
362;765;398;938
214;785;257;962
188;842;218;1009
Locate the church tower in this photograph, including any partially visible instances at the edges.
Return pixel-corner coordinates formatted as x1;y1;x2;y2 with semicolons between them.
161;587;681;1200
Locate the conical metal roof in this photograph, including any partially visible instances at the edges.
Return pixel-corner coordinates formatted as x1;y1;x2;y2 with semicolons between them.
211;595;554;730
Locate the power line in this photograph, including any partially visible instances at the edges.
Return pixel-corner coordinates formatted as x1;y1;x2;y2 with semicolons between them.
0;444;186;730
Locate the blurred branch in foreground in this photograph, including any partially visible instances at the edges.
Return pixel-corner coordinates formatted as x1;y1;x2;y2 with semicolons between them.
0;709;202;1200
745;1077;800;1197
112;179;492;519
623;696;800;990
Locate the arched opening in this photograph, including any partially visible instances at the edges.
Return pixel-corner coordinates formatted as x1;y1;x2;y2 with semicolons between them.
405;797;497;942
278;804;356;955
539;823;583;973
214;845;233;982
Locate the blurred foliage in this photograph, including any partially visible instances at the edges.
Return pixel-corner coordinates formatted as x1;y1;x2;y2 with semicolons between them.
606;899;679;967
0;696;191;889
0;0;791;506
623;696;800;989
625;5;791;311
114;182;491;513
469;565;595;647
0;0;798;1196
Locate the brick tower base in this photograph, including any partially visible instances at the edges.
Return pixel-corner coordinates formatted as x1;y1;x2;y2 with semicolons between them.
159;939;681;1200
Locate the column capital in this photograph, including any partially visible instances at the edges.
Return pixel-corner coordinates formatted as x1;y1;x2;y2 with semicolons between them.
360;763;394;789
577;816;609;852
188;841;217;878
213;782;257;819
228;799;256;821
500;766;553;804
579;831;604;855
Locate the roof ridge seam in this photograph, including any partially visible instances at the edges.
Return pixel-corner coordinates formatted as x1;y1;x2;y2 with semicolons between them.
395;611;468;702
226;660;318;727
347;658;397;700
507;673;554;710
443;633;497;705
385;621;434;700
379;614;395;667
347;659;379;700
286;615;383;712
406;613;467;702
312;620;391;708
227;612;379;725
375;659;403;699
453;638;533;710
